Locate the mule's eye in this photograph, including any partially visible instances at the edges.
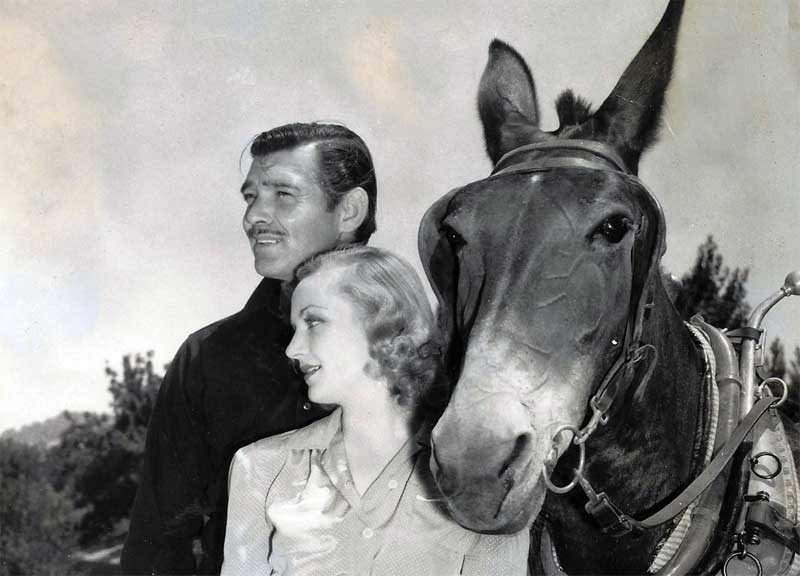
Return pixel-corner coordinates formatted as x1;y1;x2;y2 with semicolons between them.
592;214;631;244
442;224;466;252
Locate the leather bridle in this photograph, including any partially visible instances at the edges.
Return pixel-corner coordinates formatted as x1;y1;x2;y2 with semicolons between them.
491;139;667;437
485;139;780;540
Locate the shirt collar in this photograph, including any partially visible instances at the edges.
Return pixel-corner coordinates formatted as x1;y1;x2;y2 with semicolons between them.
284;407;430;457
285;407;344;450
243;277;283;314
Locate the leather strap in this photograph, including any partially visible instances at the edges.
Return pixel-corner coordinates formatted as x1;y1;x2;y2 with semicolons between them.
584;395;777;535
492;157;627;178
492;139;631;174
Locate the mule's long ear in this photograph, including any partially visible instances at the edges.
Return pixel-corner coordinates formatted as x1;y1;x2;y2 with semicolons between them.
587;0;685;173
478;39;547;164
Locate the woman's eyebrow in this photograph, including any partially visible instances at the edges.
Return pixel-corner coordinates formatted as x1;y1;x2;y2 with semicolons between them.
299;304;326;316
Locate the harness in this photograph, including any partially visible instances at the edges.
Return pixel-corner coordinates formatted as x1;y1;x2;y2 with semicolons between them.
488;139;800;575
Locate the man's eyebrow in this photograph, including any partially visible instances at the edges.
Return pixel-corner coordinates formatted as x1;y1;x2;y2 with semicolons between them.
240;178;299;195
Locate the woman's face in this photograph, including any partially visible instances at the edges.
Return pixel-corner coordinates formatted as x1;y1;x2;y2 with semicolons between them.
286;267;376;406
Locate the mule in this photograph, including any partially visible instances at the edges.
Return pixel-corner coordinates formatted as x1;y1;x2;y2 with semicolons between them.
418;1;741;573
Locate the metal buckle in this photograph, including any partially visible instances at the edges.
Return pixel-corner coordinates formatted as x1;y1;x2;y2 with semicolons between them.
757;377;788;408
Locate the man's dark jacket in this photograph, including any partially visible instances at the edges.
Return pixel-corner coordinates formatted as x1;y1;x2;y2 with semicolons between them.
121;278;328;574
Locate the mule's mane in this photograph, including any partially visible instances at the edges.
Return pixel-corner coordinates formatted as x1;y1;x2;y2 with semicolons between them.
555;89;592;129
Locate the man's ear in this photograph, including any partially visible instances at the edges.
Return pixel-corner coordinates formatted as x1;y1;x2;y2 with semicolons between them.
336;186;369;240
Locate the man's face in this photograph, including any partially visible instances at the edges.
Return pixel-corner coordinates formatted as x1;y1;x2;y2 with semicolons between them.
241;144;343;281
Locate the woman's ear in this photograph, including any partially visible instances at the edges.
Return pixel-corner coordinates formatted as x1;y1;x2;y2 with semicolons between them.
336;187;369;240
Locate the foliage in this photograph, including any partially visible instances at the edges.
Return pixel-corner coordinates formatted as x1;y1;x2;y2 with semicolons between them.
107;351;162;434
673;235;750;329
0;439;78;576
47;352;164;546
0;412;78;446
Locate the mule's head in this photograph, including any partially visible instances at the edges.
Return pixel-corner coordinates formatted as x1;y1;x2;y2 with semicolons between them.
420;1;684;532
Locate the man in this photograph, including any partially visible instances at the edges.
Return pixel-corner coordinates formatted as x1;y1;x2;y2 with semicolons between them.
121;123;377;575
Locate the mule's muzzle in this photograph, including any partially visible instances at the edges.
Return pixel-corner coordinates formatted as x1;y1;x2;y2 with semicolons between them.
429;396;540;533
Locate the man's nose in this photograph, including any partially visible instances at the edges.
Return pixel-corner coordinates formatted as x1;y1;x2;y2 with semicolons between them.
245;193;276;224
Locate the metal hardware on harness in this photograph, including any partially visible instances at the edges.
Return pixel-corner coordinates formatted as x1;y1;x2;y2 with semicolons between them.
741;491;800;554
757;377;788;408
738;271;800;418
723;490;800;575
723;532;764;576
727;326;767;374
543;425;586;494
750;451;782;480
589;342;658;426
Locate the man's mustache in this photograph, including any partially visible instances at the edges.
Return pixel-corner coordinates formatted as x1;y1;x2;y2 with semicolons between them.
248;225;286;239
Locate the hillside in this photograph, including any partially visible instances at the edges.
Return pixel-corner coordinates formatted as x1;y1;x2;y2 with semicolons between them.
1;411;88;446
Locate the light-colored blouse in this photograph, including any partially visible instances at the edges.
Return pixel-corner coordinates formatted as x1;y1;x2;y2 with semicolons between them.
222;408;529;575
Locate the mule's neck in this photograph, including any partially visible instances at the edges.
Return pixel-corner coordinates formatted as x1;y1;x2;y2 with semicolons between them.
541;279;708;574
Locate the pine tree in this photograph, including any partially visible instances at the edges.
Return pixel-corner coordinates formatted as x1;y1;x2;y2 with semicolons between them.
673;235;750;329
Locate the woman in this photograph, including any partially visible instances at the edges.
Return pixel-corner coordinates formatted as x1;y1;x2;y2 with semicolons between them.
222;246;528;575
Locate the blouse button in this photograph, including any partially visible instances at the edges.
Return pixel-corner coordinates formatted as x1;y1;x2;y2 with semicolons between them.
387;479;398;490
302;401;311;411
362;527;374;539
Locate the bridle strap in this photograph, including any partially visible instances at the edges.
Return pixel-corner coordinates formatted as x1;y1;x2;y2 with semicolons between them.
492;156;627;178
492;138;631;174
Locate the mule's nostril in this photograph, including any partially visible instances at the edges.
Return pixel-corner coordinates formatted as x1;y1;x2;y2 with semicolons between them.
498;433;531;478
430;435;441;474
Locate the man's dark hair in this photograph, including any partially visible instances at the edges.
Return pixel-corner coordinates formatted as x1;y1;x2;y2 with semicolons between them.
249;123;377;243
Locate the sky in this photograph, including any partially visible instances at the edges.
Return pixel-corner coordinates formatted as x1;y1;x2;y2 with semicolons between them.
1;1;798;431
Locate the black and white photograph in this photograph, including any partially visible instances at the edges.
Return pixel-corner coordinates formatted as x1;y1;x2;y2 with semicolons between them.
2;1;798;574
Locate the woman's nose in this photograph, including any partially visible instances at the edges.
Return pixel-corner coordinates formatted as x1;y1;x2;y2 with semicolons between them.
285;332;304;360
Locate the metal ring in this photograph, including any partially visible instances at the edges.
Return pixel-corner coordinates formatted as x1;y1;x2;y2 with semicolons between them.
750;451;782;480
723;551;762;576
542;425;586;494
757;377;788;408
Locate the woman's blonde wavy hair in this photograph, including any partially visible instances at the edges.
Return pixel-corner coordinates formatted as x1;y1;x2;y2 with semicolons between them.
294;245;442;411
